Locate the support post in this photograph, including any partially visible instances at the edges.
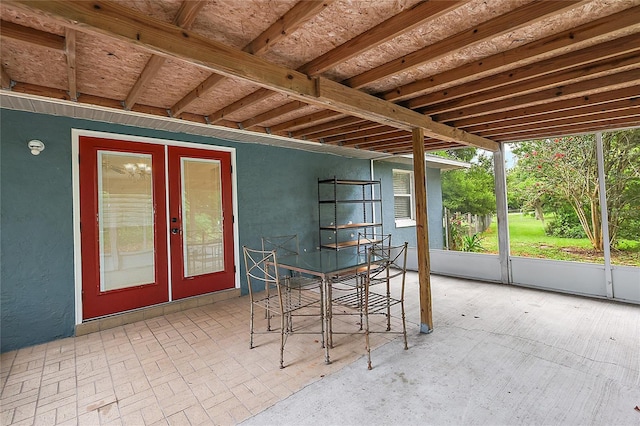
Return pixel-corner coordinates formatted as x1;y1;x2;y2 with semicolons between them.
595;132;613;298
494;144;510;284
412;128;433;333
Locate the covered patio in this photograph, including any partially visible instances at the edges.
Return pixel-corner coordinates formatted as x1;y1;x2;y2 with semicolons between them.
2;1;640;423
2;273;639;425
2;0;639;339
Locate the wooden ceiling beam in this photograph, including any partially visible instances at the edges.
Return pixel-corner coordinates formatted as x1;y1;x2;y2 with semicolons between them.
222;1;465;131
317;77;498;149
173;0;331;117
0;19;65;50
124;0;206;110
1;65;12;89
171;74;226;118
432;69;640;122
323;125;397;143
174;1;206;27
208;88;274;124
384;6;640;103
464;97;640;134
449;85;640;128
269;110;344;133
344;1;582;89
265;5;640;139
241;100;306;129
64;28;77;101
423;141;464;152
420;51;640;115
299;0;466;76
124;55;169;110
382;141;463;155
293;117;369;138
358;139;412;152
407;34;640;110
244;0;332;55
360;137;420;152
306;121;388;143
492;116;640;143
12;81;73;100
481;107;640;139
9;0;498;150
340;131;410;148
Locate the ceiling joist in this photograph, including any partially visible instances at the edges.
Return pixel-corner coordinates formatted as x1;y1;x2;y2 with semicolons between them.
171;0;332;118
384;5;640;103
406;33;640;110
1;66;12;89
298;0;467;76
124;0;206;110
205;1;469;134
2;0;639;156
450;85;640;128
344;0;583;89
64;28;76;101
432;68;640;122
0;19;65;50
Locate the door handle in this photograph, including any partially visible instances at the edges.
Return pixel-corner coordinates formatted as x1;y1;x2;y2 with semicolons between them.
171;228;180;235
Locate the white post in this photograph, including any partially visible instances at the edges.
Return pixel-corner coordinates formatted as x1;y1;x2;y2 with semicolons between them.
444;208;449;250
596;132;613;298
494;145;510;284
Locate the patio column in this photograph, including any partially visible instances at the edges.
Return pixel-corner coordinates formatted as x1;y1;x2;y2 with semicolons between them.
494;144;510;284
412;127;433;333
595;132;614;298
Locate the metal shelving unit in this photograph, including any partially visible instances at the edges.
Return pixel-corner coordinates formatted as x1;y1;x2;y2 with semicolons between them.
318;177;383;250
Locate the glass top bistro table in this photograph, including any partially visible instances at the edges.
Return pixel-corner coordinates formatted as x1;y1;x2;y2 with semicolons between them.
276;249;384;364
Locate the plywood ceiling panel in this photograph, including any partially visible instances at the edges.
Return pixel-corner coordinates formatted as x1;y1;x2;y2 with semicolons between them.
1;0;639;154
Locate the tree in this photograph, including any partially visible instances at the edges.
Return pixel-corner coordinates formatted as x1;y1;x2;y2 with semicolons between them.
439;149;496;215
507;165;549;222
510;129;640;250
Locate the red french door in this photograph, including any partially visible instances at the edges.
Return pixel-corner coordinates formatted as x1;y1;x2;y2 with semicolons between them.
168;146;235;299
80;137;169;318
79;136;234;319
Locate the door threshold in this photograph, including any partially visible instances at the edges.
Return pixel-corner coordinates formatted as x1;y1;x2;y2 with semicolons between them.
75;288;241;336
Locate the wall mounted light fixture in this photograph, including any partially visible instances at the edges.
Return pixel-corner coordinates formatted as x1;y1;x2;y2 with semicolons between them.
28;139;45;155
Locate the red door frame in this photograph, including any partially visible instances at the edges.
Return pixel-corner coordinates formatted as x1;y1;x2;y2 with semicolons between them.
79;136;169;319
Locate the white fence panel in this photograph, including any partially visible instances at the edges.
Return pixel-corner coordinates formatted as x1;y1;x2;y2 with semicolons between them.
411;249;502;282
407;249;637;304
612;265;640;303
510;257;606;297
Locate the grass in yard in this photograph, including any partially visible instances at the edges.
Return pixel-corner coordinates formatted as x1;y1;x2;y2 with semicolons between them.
477;213;639;267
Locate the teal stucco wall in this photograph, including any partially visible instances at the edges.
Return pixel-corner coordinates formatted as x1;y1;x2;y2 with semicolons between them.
0;108;444;352
373;160;443;250
0;109;372;352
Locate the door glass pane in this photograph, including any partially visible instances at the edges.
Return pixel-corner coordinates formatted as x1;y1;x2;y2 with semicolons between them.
181;158;224;277
98;151;155;291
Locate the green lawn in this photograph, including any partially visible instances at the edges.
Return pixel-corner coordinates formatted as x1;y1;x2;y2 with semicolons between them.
478;213;640;266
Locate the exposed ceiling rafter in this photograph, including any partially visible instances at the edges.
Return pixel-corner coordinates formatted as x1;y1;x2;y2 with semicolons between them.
171;0;332;118
203;0;467;131
2;0;639;157
124;0;206;110
344;0;583;89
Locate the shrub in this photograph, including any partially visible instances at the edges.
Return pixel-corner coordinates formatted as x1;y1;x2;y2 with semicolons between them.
545;209;586;239
462;233;485;252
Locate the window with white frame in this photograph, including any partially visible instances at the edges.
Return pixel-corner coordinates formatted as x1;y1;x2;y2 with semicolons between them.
393;169;415;227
